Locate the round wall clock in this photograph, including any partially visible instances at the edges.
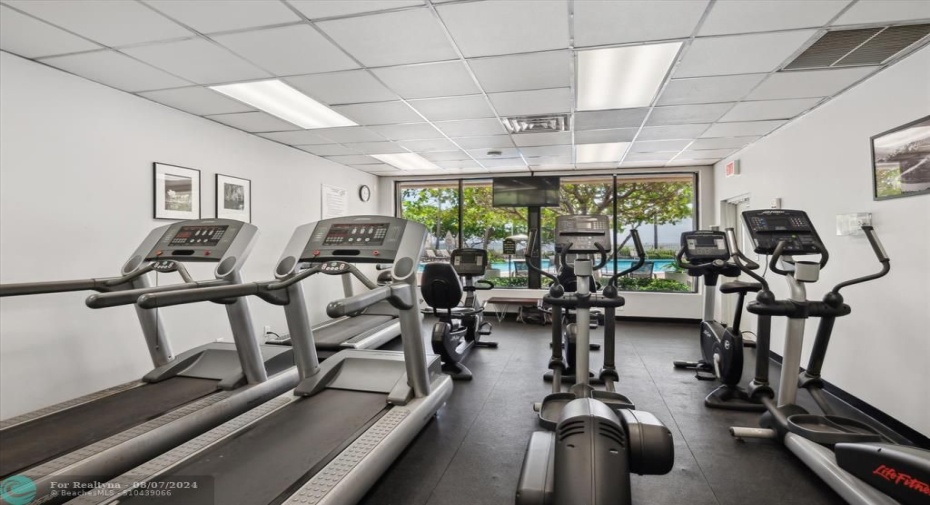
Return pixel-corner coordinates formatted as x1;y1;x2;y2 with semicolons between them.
359;185;372;202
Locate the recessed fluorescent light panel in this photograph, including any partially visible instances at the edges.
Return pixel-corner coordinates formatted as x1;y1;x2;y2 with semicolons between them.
210;80;356;129
575;142;630;163
577;42;682;111
371;153;439;171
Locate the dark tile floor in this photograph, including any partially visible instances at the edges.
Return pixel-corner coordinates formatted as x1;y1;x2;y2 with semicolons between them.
358;317;895;505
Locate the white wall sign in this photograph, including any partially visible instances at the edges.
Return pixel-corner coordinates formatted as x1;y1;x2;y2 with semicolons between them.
321;184;348;219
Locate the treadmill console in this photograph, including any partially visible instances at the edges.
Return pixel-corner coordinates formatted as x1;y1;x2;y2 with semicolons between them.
300;216;409;263
680;230;730;262
145;219;249;262
451;249;488;277
555;215;610;253
742;209;824;255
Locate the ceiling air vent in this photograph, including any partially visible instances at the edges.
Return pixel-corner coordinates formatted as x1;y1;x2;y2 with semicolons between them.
502;114;570;134
784;23;930;70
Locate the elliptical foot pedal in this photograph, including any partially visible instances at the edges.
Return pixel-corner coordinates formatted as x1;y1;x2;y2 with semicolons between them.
442;362;474;381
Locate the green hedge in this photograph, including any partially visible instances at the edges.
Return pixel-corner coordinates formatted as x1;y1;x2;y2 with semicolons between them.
485;276;690;293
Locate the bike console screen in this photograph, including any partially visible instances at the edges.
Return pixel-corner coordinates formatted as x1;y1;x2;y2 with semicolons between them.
555;215;610;253
681;231;729;261
742;209;824;255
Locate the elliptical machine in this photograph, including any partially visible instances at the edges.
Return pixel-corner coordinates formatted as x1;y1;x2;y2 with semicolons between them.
729;209;929;505
672;229;766;411
516;216;674;505
421;248;497;381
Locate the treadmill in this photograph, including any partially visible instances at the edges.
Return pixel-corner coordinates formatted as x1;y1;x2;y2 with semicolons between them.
0;219;298;504
72;216;453;505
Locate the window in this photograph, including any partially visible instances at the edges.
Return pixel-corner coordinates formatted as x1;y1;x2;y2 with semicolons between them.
396;173;697;293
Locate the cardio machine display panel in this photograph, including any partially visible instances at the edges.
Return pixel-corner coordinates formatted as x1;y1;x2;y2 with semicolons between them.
742;209;824;255
300;217;408;264
555;215;610;253
681;231;729;261
145;219;245;262
451;249;488;276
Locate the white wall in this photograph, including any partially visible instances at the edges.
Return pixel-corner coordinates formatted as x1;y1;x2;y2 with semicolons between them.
378;166;715;319
0;52;380;418
714;46;930;436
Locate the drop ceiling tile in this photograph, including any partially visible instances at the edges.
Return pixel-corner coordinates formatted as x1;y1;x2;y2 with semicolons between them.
145;0;300;33
259;130;333;144
675;30;818;78
454;136;515;149
287;0;424;19
421;151;471;161
469;148;521;159
480;157;528;168
138;86;254;115
575;162;620;170
719;98;822;122
371;123;443;141
666;158;720;166
689;136;760;150
637;124;710;140
435;160;483;169
530;163;575;170
296;144;362;156
699;0;849;36
468;50;572;93
206;111;299;132
343;141;408;154
677;148;737;159
314;127;386;143
122;38;269;84
349;163;401;173
0;5;101;58
630;139;693;152
646;103;735;125
512;132;572;147
576;109;649;131
575;128;639;144
331;101;423;125
285;70;397;105
519;145;573;157
488;88;573;116
372;61;480;99
833;0;930;25
408;95;495;121
623;152;677;162
41;50;191;92
620;161;668;168
397;138;460;152
573;0;709;47
526;155;573;164
212;24;357;76
325;155;381;165
701;120;787;137
657;74;767;106
5;0;191;46
437;0;569;57
316;8;457;66
434;118;506;137
747;67;878;100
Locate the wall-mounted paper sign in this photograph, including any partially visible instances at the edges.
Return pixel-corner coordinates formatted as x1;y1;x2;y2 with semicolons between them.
322;184;348;219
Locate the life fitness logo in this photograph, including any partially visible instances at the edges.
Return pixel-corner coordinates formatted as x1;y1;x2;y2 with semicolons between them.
1;475;37;505
873;464;930;497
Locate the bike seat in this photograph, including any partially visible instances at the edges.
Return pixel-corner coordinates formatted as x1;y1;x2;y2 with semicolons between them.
720;281;763;294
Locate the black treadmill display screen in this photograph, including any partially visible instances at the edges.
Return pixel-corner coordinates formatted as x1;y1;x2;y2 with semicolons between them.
169;225;229;246
323;223;390;246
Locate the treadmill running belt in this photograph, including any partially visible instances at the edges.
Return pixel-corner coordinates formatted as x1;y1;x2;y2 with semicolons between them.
118;389;387;505
314;315;394;349
0;376;218;477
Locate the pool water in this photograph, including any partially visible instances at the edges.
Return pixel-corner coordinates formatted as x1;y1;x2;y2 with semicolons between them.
418;258;675;273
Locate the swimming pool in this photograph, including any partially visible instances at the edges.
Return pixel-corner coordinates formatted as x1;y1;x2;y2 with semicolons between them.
418;258;675;273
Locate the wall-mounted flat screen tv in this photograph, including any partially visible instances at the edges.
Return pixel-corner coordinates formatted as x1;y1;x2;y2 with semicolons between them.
492;176;561;207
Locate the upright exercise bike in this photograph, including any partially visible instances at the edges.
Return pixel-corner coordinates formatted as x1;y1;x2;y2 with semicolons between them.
672;229;766;411
421;248;497;380
729;209;930;505
516;216;674;505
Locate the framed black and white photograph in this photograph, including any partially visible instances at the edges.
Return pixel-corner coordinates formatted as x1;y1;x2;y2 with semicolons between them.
153;162;200;220
216;174;251;223
871;115;930;201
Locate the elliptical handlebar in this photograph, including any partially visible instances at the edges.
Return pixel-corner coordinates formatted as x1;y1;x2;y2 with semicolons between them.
830;225;891;296
525;229;559;287
725;227;770;292
607;229;646;287
475;279;495;290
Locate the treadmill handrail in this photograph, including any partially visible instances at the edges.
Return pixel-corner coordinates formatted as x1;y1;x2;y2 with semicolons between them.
0;263;158;297
86;279;231;308
327;283;413;318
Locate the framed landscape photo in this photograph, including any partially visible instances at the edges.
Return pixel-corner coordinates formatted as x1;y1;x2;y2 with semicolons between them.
154;163;200;220
872;115;930;201
216;174;251;223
